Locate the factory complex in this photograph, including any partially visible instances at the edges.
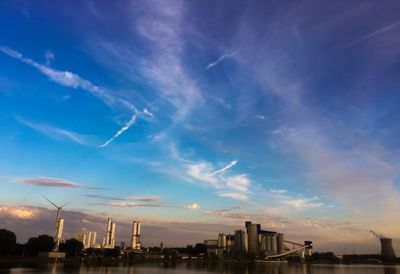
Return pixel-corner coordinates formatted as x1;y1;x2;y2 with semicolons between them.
204;221;312;261
75;218;142;251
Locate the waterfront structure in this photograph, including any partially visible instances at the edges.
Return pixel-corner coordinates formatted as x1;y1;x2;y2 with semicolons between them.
245;221;259;253
210;221;312;260
131;221;141;250
234;229;248;253
104;218;116;248
380;238;396;259
370;230;397;260
77;231;97;248
218;233;227;249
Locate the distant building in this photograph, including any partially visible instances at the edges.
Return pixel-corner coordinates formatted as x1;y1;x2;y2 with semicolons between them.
234;230;248;253
76;231;97;249
204;239;218;247
245;221;259;253
131;221;141;250
103;218;116;248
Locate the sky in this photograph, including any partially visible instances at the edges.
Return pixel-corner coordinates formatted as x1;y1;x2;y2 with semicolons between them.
1;0;400;253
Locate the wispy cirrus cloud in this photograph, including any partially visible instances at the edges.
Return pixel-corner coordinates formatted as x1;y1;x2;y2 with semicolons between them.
16;116;88;145
0;45;153;147
85;194;160;203
44;50;54;66
99;113;137;147
346;18;400;47
15;177;103;190
218;192;248;201
206;50;240;70
185;159;251;201
284;197;324;209
209;160;238;176
0;45;115;106
104;202;160;208
93;0;204;121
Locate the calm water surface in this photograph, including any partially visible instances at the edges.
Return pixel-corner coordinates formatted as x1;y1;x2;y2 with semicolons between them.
0;262;399;274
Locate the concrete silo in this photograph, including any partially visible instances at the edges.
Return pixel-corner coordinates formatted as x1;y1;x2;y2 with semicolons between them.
277;233;285;254
245;222;259;253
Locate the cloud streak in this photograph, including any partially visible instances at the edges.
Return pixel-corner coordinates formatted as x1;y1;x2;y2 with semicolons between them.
0;45;153;147
209;160;238;176
0;45;115;106
16;116;88;145
15;177;103;189
206;50;240;70
99;113;137;147
346;19;400;47
85;194;160;203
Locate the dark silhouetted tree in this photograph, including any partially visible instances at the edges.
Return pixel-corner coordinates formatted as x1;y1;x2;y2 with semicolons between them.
25;235;54;255
59;238;84;257
0;228;17;256
193;243;207;256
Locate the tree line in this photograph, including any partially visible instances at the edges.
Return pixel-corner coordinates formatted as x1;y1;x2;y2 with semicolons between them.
0;228;83;257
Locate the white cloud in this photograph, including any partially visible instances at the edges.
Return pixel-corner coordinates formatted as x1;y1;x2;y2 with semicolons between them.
256;114;267;120
346;19;400;47
269;189;287;194
44;50;54;66
184;203;200;210
0;45;115;106
106;202;159;208
284;198;324;209
209;160;238;176
16;116;88;145
186;161;219;187
130;0;204;120
218;192;248;201
15;176;102;189
182;157;252;201
206;50;240;70
1;45;153;147
0;206;36;220
226;174;250;193
99;113;137;147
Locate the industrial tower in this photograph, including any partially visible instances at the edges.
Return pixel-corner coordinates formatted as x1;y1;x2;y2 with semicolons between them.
131;221;141;250
370;230;396;260
41;195;70;251
104;218;116;248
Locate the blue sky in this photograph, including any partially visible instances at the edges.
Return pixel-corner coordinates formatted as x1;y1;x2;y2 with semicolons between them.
1;0;400;252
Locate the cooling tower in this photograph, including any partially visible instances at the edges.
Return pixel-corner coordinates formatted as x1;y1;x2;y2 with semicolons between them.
380;238;396;260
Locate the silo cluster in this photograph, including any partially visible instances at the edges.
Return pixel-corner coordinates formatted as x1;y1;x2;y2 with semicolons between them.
213;221;287;256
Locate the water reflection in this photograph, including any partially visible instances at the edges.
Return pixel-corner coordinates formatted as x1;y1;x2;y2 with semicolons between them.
1;262;399;274
384;267;398;274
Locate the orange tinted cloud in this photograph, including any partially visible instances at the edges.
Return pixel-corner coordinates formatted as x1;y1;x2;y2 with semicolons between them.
0;206;36;219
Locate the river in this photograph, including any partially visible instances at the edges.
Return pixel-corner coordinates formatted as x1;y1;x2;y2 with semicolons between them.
0;262;399;274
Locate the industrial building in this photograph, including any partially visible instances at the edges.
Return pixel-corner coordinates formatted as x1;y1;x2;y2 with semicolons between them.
206;221;312;260
103;218;116;249
131;221;141;250
76;231;97;249
370;230;397;261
